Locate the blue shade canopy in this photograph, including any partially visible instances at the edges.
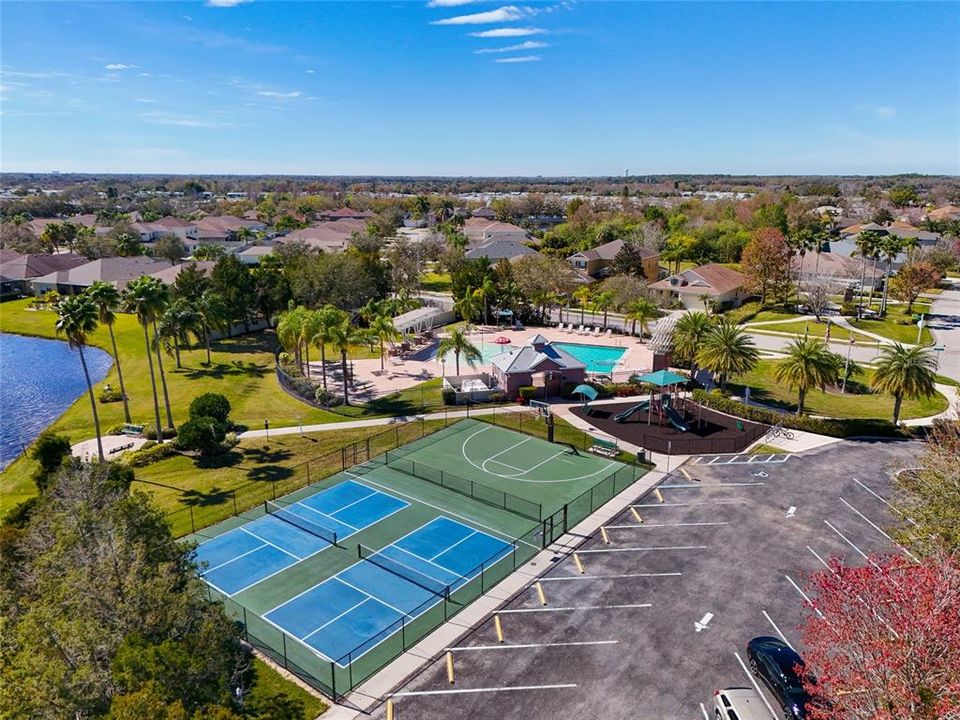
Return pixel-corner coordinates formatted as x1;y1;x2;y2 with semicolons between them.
572;384;599;400
635;370;687;387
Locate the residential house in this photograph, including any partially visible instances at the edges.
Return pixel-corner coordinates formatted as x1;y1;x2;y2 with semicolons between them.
274;219;366;253
318;207;375;221
462;218;531;247
194;215;267;244
471;206;497;220
566;239;659;283
926;205;960;222
0;251;87;296
132;217;199;245
148;261;217;286
30;256;172;295
649;263;748;311
792;251;878;289
488;334;587;398
834;221;940;259
464;240;540;262
237;245;276;265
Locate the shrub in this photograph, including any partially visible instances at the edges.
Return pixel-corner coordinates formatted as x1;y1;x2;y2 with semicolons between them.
143;425;177;440
120;442;179;468
441;388;456;405
223;431;239;449
175;416;226;455
518;386;537;403
30;431;72;492
189;393;231;424
98;386;123;404
314;387;343;407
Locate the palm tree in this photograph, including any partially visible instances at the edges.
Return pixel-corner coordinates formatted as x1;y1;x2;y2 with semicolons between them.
455;287;481;327
234;226;256;245
326;314;362;405
156;300;202;369
146;280;175;430
773;338;837;414
195;289;228;365
85;281;131;423
573;286;592;326
855;230;883;316
626;298;658;341
696;318;760;391
310;305;341;392
56;295;105;462
437;327;482;376
474;278;496;327
870;343;937;424
878;235;904;316
593;290;614;329
368;312;402;372
276;307;306;372
299;308;321;378
122;277;165;443
673;311;714;380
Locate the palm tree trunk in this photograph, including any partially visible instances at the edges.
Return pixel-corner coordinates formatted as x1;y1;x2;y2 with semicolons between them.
304;341;311;378
797;387;805;415
455;349;461;376
203;321;212;365
174;336;182;369
143;323;163;444
881;258;893;315
380;337;385;372
152;321;174;430
858;257;868;316
320;343;327;391
867;257;879;308
341;350;350;405
814;249;821;278
78;345;105;462
892;393;903;424
108;323;131;424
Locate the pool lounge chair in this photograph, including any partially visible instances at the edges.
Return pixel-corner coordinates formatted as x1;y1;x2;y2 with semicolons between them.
592;327;601;336
604;328;613;337
558;322;566;331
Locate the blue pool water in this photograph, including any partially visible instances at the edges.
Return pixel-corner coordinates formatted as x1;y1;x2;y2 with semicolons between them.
0;333;113;470
440;340;627;374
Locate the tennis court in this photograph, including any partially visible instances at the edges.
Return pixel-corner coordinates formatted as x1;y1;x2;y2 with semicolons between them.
195;479;408;595
190;418;645;699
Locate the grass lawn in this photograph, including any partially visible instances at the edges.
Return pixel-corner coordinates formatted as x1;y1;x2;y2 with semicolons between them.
728;360;948;421
849;314;934;345
420;271;452;293
747;320;873;343
248;658;328;718
135;420;447;537
748;443;790;455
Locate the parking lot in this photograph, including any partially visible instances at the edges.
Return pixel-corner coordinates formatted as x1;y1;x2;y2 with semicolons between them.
372;439;922;720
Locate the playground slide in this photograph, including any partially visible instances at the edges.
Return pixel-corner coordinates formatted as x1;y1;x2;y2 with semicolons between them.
664;406;690;433
614;401;650;423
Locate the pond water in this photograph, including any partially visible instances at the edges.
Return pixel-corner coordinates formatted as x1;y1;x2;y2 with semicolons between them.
0;332;113;470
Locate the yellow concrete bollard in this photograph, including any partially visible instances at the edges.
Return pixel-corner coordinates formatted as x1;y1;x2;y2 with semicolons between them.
630;507;644;524
573;552;585;574
654;488;665;503
446;651;455;684
386;698;395;720
494;613;504;643
600;526;610;544
535;581;548;605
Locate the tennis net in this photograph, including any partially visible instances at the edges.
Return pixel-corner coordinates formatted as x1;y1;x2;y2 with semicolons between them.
357;544;451;599
264;501;338;546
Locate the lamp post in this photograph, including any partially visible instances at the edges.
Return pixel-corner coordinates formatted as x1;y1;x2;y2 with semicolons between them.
917;314;925;345
841;336;855;394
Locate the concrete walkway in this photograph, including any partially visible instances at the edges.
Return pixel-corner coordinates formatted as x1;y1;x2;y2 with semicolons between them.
928;278;960;382
72;434;147;462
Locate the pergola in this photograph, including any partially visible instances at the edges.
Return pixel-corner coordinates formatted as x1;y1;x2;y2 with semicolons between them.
393;306;441;336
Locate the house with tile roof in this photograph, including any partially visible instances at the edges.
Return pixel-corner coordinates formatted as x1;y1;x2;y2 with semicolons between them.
649;263;748;311
926;204;960;222
567;238;659;283
464;240;540;262
0;251;87;296
30;256;172;295
488;334;587;398
194;215;266;244
462;217;531;247
274;219;366;253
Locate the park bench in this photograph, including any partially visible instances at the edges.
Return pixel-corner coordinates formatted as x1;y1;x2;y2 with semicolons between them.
588;437;619;458
108;442;135;455
121;423;144;436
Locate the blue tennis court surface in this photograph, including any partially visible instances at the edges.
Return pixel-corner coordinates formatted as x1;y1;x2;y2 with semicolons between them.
196;480;408;595
264;516;514;664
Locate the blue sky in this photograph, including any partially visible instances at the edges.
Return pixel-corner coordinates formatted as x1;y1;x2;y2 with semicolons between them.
1;1;958;175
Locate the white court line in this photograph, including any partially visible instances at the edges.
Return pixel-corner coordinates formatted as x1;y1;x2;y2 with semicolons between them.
499;603;651;614
785;574;823;618
200;542;267;574
335;576;410;618
734;652;779;720
659;482;764;489
539;572;681;582
486;459;525;472
823;520;881;570
605;522;729;529
840;497;919;562
447;640;619;651
577;545;709;554
762;610;794;650
482;436;532;466
854;478;918;526
286;502;358;534
430;529;478;561
301;596;373;641
240;527;303;560
509;449;569;477
391;683;577;698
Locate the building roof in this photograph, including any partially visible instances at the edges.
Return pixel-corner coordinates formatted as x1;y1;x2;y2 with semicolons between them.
792;251;863;279
649;263;746;296
568;238;658;262
464;240;539;261
838;221;938;242
238;244;275;256
471;207;497;219
195;215;265;235
276;219;365;252
323;207;375;219
927;204;960;221
462;218;530;243
0;252;87;281
149;261;217;285
31;256;172;289
490;338;585;374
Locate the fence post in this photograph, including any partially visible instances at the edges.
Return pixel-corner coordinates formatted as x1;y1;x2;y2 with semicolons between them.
395;425;400;448
282;633;288;668
242;607;249;642
232;491;238;516
306;463;311;486
189;506;195;533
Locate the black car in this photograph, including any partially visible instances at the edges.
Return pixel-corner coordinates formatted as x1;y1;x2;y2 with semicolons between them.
746;636;812;719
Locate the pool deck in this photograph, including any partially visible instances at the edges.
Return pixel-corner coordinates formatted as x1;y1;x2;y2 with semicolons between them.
303;325;654;401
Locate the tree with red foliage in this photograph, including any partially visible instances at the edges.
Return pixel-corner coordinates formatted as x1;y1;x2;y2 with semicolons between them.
799;551;960;720
741;227;792;305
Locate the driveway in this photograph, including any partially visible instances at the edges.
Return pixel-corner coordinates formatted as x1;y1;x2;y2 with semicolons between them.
927;279;960;382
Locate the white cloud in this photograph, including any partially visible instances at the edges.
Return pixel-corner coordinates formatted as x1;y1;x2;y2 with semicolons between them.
427;0;483;6
104;63;136;71
206;0;251;7
432;6;526;25
469;27;546;37
874;105;896;118
256;90;302;98
475;40;548;54
495;55;541;63
306;69;316;74
134;98;160;104
141;112;235;128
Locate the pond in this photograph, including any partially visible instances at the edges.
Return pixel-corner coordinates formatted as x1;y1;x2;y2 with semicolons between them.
0;333;113;470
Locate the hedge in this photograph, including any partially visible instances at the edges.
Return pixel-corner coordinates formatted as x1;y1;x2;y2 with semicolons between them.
119;442;179;468
691;389;907;439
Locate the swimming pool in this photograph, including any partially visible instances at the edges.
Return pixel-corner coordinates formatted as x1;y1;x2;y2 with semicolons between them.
552;342;627;374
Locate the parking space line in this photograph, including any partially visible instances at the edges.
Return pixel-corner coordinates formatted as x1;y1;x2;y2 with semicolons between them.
708;456;721;464
823;520;882;569
540;572;681;582
785;574;823;618
806;545;832;572
734;652;779;720
577;545;709;554
839;498;919;562
854;478;918;526
499;603;651;614
633;500;743;508
391;683;578;697
725;455;743;463
447;640;619;652
762;610;794;650
699;702;710;720
605;522;729;529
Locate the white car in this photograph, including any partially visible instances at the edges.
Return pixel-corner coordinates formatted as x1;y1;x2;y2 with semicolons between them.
713;687;770;720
